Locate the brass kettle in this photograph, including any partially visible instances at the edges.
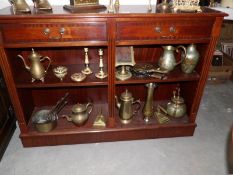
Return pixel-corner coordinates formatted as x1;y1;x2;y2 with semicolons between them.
115;89;141;124
64;103;93;126
18;48;51;83
158;45;186;72
166;88;187;118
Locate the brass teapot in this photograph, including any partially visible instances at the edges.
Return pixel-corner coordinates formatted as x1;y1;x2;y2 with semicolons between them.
64;103;93;126
115;89;141;124
166;88;187;118
158;45;186;72
18;48;51;83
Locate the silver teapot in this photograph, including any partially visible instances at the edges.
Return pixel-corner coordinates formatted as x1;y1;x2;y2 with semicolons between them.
64;103;93;126
115;89;141;124
158;45;186;72
18;48;51;83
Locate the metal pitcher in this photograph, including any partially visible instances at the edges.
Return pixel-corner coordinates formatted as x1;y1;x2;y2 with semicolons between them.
18;48;51;82
181;44;200;74
158;45;186;72
115;89;141;124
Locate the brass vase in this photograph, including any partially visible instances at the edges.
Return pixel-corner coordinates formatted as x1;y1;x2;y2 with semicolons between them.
143;83;158;122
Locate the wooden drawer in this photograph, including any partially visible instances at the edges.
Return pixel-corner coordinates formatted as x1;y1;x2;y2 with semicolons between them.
1;22;107;43
116;18;214;41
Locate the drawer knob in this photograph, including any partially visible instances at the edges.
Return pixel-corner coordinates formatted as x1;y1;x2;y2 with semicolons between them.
43;27;65;40
169;26;176;33
155;27;161;33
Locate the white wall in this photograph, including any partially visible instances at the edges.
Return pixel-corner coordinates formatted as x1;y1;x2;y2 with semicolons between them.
0;0;157;9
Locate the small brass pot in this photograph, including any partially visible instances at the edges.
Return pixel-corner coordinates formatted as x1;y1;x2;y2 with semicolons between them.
34;120;57;133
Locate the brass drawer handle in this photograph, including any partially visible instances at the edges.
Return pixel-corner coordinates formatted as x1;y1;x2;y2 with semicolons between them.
43;27;65;40
154;26;161;33
169;26;176;33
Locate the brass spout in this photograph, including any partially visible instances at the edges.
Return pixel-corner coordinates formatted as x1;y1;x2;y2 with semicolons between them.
17;54;30;71
115;95;121;109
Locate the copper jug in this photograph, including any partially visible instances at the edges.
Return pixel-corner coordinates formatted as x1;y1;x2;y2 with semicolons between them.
115;89;141;124
17;48;51;82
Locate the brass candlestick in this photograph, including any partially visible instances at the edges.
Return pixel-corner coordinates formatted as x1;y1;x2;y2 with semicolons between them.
95;49;108;79
114;0;120;7
148;0;152;11
108;0;114;13
82;48;93;75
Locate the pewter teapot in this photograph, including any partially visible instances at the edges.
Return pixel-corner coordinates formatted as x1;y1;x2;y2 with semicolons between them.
115;89;141;124
64;103;93;126
18;48;51;82
158;45;186;72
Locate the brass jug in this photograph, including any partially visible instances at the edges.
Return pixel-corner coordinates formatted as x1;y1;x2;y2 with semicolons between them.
17;48;51;82
181;44;200;74
64;103;93;126
9;0;31;14
32;0;52;11
158;45;186;72
143;83;157;122
115;89;141;124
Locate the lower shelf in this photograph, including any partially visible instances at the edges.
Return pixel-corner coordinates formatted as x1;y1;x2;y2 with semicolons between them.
20;123;196;147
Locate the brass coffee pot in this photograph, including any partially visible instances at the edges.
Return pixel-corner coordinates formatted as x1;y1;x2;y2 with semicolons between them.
115;89;141;124
64;103;93;126
158;45;186;72
9;0;31;14
17;48;51;82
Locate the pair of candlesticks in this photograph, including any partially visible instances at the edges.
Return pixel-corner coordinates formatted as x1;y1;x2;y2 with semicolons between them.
82;48;108;79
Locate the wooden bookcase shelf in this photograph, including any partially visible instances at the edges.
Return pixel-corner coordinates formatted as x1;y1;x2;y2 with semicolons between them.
0;6;226;147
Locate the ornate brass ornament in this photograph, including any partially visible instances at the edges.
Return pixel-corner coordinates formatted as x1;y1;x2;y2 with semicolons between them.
53;66;68;81
71;73;87;82
64;0;106;13
173;0;202;12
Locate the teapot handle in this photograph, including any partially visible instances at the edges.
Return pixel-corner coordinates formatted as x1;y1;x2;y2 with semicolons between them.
133;99;141;115
175;45;187;66
86;103;93;115
40;56;51;73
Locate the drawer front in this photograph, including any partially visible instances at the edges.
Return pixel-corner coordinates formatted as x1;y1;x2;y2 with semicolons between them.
1;22;107;43
117;19;214;41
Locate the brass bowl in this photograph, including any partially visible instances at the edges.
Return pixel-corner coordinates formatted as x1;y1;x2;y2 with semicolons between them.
53;66;68;81
71;73;86;82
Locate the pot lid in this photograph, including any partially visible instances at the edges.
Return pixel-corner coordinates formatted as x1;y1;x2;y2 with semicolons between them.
171;96;184;104
29;48;41;59
72;103;86;113
120;89;133;101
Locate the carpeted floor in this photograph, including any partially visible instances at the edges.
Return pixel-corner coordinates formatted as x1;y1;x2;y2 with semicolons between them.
0;81;233;175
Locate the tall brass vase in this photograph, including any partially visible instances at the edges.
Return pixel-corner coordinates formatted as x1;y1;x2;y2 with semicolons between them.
143;83;157;122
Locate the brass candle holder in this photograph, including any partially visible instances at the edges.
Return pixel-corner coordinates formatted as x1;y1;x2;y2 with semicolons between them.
95;49;108;79
81;48;93;75
115;46;135;81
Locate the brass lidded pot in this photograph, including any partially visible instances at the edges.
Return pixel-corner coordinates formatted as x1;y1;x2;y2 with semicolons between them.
64;103;93;126
167;88;186;118
115;89;141;124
